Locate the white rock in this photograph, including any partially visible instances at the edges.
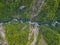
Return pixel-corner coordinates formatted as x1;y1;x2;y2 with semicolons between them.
20;20;23;23
19;6;26;10
45;24;49;26
0;23;3;26
13;19;18;21
8;21;11;24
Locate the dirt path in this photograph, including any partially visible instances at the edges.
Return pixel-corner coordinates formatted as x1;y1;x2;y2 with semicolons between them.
27;0;46;45
30;23;39;45
27;22;39;45
21;25;27;30
0;23;8;45
28;21;48;45
28;0;46;45
30;0;45;20
39;35;48;45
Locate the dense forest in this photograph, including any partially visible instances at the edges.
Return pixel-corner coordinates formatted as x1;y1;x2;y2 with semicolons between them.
0;0;60;45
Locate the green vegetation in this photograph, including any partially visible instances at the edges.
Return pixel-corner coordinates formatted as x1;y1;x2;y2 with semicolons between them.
50;24;60;34
35;27;41;45
3;22;29;45
33;0;59;24
0;0;33;22
0;0;60;45
40;25;60;45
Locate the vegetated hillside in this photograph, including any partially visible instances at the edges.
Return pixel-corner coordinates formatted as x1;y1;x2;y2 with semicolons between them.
0;0;33;22
40;25;60;45
33;0;59;24
3;21;29;45
0;0;60;45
